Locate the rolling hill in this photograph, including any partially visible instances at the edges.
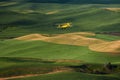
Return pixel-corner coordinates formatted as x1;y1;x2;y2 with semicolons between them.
0;0;120;80
0;1;120;38
15;32;120;53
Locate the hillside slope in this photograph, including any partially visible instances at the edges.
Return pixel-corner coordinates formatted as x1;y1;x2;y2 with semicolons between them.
0;2;120;38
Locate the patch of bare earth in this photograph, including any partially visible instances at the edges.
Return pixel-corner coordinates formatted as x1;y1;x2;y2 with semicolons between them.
15;32;105;46
105;8;120;12
89;40;120;54
15;34;49;40
44;32;105;46
15;32;120;54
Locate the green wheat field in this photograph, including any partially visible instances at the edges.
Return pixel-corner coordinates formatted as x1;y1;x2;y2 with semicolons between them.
0;0;120;80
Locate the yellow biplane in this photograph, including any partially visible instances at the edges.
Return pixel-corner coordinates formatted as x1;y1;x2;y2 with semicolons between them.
57;23;72;29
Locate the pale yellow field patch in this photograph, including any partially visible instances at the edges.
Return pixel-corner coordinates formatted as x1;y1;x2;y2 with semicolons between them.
15;34;49;41
46;10;59;15
15;32;105;46
68;32;96;36
89;40;120;53
15;32;120;53
105;8;120;12
43;33;105;46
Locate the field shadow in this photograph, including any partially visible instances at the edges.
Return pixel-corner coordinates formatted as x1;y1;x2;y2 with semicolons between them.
9;19;37;26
